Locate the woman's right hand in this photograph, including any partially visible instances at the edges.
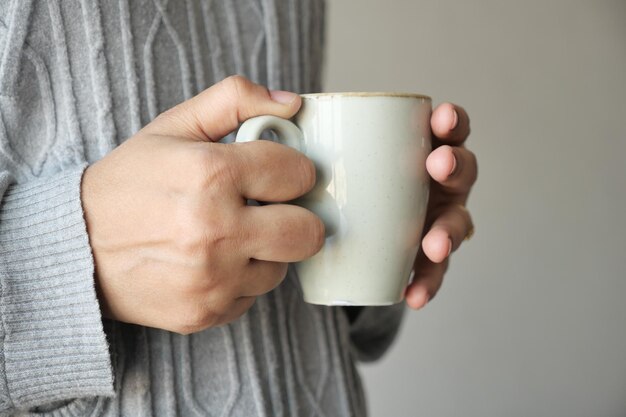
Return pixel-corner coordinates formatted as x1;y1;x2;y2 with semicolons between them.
81;76;325;334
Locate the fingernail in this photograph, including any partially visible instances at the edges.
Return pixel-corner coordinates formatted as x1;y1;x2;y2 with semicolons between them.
270;90;298;105
450;107;459;130
447;238;452;256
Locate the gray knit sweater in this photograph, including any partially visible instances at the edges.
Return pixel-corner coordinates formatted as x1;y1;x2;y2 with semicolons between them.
0;1;405;416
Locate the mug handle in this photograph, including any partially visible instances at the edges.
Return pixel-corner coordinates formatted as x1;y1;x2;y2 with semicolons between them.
235;115;304;152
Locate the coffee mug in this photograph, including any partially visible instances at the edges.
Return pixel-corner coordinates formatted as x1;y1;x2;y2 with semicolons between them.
235;92;432;305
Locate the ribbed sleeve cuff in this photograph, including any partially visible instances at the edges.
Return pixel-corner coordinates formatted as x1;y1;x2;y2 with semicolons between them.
0;166;114;409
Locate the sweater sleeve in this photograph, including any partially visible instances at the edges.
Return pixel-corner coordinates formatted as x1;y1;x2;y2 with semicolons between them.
0;166;114;412
347;303;406;363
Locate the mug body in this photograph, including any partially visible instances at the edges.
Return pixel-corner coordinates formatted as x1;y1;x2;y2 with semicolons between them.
293;93;432;305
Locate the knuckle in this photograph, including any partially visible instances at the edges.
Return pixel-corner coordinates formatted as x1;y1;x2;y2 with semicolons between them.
258;263;289;294
212;298;255;327
151;102;201;139
175;324;200;336
222;75;268;120
190;145;238;193
202;222;231;255
237;297;257;317
152;105;179;126
220;76;253;124
179;217;231;257
224;75;254;100
231;299;255;322
467;151;478;183
174;205;211;254
462;210;474;231
305;213;326;255
176;273;205;297
441;258;450;275
176;222;207;255
275;262;289;280
175;301;223;335
175;205;233;258
295;154;317;195
175;307;210;335
272;264;290;289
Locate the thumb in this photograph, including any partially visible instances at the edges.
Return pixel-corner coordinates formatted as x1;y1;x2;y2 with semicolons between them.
144;75;301;141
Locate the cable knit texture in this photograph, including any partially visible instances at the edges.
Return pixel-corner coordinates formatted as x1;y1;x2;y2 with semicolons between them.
0;1;405;415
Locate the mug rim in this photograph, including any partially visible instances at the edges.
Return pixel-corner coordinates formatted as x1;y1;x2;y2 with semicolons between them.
300;92;431;100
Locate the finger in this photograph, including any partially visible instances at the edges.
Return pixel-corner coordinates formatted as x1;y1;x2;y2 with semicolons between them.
232;140;317;201
213;296;258;327
421;204;473;263
145;75;301;141
242;204;325;262
431;103;470;145
405;252;448;310
239;260;288;297
426;145;478;197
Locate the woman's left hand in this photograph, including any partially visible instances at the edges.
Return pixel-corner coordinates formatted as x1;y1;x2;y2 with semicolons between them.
405;103;477;309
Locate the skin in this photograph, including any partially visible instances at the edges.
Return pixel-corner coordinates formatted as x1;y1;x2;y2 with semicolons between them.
81;76;476;334
405;102;477;309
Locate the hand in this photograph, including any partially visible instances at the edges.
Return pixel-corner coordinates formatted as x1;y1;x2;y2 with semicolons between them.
405;103;477;309
81;76;325;334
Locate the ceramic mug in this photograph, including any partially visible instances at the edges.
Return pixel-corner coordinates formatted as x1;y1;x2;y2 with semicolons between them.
235;92;432;305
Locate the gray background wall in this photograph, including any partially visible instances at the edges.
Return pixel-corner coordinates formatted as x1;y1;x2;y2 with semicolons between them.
323;1;626;416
